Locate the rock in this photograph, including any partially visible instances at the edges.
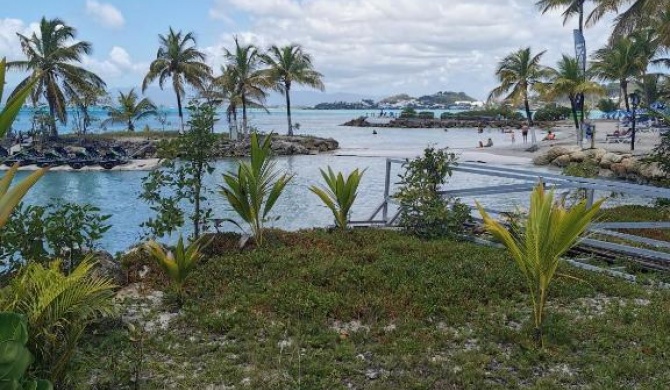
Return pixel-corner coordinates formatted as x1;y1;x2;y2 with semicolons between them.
599;169;615;178
638;162;667;180
583;148;606;162
533;153;553;166
620;158;639;174
600;153;621;168
91;250;125;285
552;154;572;167
570;151;587;163
610;162;626;177
547;146;577;161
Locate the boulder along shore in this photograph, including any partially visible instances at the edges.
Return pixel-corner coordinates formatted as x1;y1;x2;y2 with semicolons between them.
342;117;552;129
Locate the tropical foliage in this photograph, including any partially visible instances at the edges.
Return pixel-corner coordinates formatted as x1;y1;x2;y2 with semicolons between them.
261;44;325;136
143;28;211;131
0;312;52;390
222;37;270;137
489;47;548;129
310;167;365;229
103;89;158;131
219;133;293;246
8;17;106;137
477;184;604;346
0;259;116;384
144;235;208;296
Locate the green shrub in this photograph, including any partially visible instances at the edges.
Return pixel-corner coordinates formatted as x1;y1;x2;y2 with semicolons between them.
417;111;435;119
144;235;209;297
399;107;417;118
394;146;471;239
533;105;573;122
0;312;52;390
597;98;619;113
0;202;111;275
440;107;524;121
0;259;116;385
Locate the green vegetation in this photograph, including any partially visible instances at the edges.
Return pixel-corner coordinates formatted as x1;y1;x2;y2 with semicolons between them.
597;98;619;112
8;18;106;137
489;47;548;127
0;312;52;390
142;28;211;132
395;146;471;239
532;105;573;122
478;185;604;346
140;101;219;238
309;167;366;229
261;44;325;136
219;133;293;246
102;89;158;132
440;107;524;121
0;202;111;275
69;229;670;388
0;259;116;385
144;235;208;298
417;111;435;119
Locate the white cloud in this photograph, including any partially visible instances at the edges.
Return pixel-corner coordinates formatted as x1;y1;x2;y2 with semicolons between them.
0;18;39;59
208;0;617;98
85;0;125;29
82;46;147;82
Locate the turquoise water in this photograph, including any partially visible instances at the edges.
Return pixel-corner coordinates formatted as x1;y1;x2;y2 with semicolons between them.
14;108;573;253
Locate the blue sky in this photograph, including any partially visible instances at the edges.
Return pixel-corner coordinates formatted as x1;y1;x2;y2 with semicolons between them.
1;1;616;102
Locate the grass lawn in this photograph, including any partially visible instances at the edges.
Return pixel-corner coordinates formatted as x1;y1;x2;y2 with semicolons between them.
72;229;670;389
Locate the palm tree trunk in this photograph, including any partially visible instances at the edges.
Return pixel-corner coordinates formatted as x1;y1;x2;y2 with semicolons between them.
285;82;293;136
242;95;248;136
524;97;533;127
47;96;58;138
569;96;580;131
176;89;184;132
128;119;134;132
622;80;630;111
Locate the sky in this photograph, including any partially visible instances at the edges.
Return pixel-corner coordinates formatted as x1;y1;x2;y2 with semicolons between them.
0;0;617;102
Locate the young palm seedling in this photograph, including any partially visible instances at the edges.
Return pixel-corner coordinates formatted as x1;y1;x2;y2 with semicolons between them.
310;166;365;229
144;235;209;298
477;184;604;347
219;133;293;246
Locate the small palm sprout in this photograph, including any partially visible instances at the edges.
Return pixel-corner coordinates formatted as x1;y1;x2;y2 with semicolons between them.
219;133;293;246
144;235;209;296
477;184;604;347
310;167;366;229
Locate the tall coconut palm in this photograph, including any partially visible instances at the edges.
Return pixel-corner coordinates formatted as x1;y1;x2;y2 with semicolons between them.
636;73;668;106
591;34;653;111
102;89;158;131
260;44;325;136
8;17;106;137
542;55;604;130
223;37;270;136
536;0;591;32
489;47;548;133
587;0;670;37
142;28;211;132
214;65;241;136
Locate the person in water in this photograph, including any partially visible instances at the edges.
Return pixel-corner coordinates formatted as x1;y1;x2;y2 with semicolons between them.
372;130;378;135
478;138;493;148
543;130;555;141
521;125;529;143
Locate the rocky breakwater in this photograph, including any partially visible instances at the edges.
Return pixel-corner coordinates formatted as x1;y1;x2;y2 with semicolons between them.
533;146;667;182
343;117;541;129
213;135;339;157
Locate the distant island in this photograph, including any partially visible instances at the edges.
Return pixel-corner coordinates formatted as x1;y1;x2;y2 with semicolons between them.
313;91;483;110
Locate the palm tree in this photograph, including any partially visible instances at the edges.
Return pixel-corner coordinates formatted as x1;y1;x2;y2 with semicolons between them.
542;55;604;130
223;37;270;137
489;47;548;133
588;0;670;37
142;28;211;132
536;0;590;33
102;89;158;131
591;35;652;111
260;44;325;136
636;73;668;106
8;17;106;137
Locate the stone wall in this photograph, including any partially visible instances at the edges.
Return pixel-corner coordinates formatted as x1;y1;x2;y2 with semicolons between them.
533;146;667;182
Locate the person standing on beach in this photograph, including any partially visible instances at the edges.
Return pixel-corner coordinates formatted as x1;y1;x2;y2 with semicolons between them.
521;125;528;144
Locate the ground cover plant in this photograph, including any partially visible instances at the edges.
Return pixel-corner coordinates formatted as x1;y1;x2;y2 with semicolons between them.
72;229;670;389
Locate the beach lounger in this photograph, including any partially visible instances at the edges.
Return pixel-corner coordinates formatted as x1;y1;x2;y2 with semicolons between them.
605;133;632;144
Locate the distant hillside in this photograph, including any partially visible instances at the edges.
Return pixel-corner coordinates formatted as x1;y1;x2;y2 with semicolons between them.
379;94;414;105
416;91;476;106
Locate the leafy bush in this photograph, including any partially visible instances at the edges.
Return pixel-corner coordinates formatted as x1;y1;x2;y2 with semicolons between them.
0;202;111;275
477;185;604;347
533;105;573;122
394;146;471;239
418;111;435;119
0;259;116;385
440;107;524;121
310;167;365;229
0;312;52;390
399;107;417;118
140;101;219;239
219;133;293;246
597;98;619;113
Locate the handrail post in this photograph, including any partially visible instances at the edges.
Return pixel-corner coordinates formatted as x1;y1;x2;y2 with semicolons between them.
383;158;391;222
